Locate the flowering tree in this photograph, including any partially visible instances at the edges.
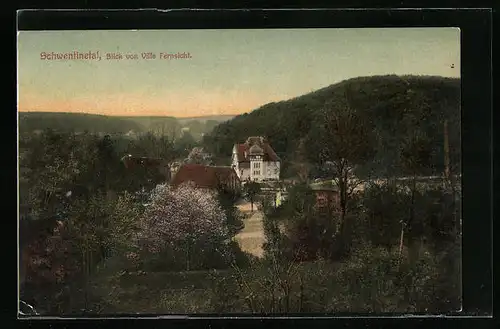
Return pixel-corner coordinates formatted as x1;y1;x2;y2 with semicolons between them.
137;182;230;271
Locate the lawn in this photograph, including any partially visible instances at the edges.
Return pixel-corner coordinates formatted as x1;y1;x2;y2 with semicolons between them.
91;260;343;314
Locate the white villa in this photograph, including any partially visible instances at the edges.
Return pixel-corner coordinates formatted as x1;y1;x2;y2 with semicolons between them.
232;136;281;182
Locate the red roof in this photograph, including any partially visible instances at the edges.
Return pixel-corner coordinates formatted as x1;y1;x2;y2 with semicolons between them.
171;164;239;188
235;142;280;162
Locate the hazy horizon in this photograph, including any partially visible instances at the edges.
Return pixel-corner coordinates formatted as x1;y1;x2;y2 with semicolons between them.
17;110;240;118
17;28;460;117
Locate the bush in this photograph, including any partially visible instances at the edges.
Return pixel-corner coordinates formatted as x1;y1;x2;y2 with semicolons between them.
321;242;459;313
211;241;460;314
139;240;252;272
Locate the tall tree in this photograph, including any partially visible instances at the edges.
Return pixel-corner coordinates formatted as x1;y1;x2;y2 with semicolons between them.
362;182;407;251
126;131;176;160
243;181;262;212
185;147;213;165
216;185;244;236
293;138;312;183
175;131;197;158
399;130;432;261
310;93;376;256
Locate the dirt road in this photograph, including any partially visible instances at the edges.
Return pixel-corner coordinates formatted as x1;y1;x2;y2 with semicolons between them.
234;201;265;258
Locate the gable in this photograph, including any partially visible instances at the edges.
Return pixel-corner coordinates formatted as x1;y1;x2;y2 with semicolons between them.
235;142;280;162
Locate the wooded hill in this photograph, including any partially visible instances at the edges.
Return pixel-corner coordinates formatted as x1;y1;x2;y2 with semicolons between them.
202;75;461;178
18;112;142;134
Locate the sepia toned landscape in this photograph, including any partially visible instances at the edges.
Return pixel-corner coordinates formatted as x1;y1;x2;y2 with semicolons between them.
18;28;461;316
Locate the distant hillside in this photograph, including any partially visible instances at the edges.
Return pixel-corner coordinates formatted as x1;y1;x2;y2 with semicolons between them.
120;115;235;140
116;116;180;134
18;112;236;141
203;75;461;178
18;112;142;134
177;115;236;124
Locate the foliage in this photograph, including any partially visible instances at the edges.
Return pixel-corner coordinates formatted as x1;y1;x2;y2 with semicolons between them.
124;131;176;160
361;183;408;250
21;191;142;314
260;198;293;263
90;241;460;314
281;184;317;221
185;147;214;165
205;242;459;314
217;187;244;236
19;130;145;314
174;131;198;157
359;182;460;254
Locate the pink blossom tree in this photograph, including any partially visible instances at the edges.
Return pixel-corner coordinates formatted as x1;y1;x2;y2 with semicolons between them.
137;182;230;271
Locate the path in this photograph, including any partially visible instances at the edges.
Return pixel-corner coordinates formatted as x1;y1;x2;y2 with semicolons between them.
234;201;266;258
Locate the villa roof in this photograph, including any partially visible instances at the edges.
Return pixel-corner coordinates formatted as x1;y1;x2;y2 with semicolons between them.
235;137;280;162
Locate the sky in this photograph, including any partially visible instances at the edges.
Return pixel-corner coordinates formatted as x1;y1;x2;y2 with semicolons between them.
17;28;460;118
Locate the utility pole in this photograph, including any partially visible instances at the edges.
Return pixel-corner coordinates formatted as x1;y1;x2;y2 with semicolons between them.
443;119;451;186
444;119;460;239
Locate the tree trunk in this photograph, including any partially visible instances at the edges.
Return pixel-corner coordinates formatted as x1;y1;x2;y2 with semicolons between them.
298;274;304;312
336;173;349;258
82;247;88;311
398;221;405;261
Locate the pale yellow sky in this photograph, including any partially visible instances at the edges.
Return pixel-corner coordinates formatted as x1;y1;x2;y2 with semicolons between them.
17;28;460;117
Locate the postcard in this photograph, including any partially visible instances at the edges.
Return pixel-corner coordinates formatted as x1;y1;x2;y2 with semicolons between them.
17;27;462;317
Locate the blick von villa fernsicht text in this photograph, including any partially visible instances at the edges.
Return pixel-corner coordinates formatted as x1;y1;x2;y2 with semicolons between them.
39;51;193;61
